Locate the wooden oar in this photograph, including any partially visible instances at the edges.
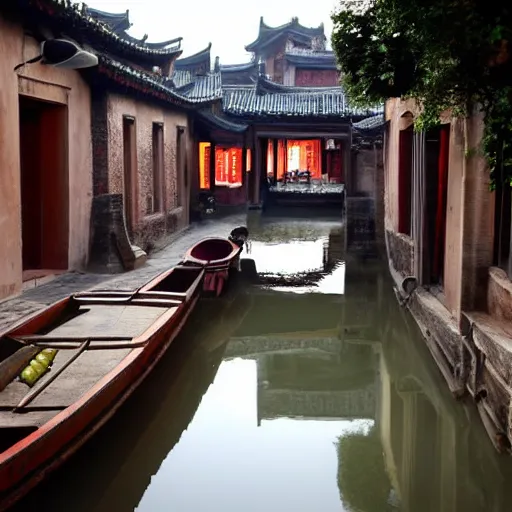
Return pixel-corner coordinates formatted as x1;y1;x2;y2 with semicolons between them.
14;339;90;411
0;345;40;392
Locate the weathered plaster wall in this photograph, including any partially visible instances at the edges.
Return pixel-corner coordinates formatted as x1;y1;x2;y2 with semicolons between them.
295;68;338;87
0;15;92;301
384;99;495;317
384;98;416;232
106;93;191;250
460;112;495;312
488;267;512;323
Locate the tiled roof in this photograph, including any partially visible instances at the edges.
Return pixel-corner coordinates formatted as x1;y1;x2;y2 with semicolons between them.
172;70;193;88
222;76;382;118
175;72;222;101
219;61;258;86
85;5;182;52
352;115;387;133
220;62;257;72
16;1;183;61
246;17;325;52
95;55;215;107
255;76;340;95
84;6;131;33
284;50;337;70
197;109;248;133
175;44;212;71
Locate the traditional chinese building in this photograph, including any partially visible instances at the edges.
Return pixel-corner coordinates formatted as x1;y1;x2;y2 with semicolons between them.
0;0;217;302
383;97;512;450
173;35;380;210
246;17;339;87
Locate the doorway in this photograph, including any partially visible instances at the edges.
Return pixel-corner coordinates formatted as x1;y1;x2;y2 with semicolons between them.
19;95;69;277
425;124;450;286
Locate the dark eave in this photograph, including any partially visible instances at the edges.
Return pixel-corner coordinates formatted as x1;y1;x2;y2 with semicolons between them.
175;43;212;70
14;1;183;64
84;6;131;34
116;30;183;51
220;62;257;73
256;75;340;95
92;55;215;109
245;16;325;52
175;72;222;102
352;115;387;134
197;109;248;133
284;51;337;70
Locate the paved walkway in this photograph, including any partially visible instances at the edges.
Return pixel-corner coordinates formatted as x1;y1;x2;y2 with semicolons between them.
0;215;246;332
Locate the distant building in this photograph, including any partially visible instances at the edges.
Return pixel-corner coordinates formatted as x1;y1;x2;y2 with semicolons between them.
172;18;378;209
245;17;339;87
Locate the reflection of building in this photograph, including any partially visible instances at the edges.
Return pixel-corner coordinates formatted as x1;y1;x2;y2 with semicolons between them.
376;281;512;512
256;346;378;423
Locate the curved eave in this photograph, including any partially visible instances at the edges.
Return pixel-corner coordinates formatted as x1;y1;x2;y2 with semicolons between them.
22;1;185;63
175;43;212;69
245;30;312;53
197;110;248;133
352;115;387;136
117;31;183;51
94;56;215;110
256;76;342;95
85;6;131;33
220;62;257;73
246;18;325;52
285;55;337;70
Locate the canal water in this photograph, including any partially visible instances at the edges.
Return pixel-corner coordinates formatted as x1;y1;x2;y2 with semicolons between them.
13;215;512;512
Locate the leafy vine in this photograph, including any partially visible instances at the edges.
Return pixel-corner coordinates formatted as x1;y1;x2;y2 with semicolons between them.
331;0;512;188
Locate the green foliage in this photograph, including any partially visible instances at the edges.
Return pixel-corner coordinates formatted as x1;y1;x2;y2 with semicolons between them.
331;0;512;187
337;425;392;512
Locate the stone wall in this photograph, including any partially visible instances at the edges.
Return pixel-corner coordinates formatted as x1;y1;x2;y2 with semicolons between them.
89;92;191;255
488;267;512;323
386;230;414;276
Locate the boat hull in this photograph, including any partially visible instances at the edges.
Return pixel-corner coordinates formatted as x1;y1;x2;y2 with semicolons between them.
0;269;203;510
181;237;243;297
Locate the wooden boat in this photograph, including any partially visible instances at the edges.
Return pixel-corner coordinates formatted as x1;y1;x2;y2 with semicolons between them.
181;236;244;297
0;264;205;511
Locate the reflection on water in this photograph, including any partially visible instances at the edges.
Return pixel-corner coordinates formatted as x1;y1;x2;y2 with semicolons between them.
13;216;512;512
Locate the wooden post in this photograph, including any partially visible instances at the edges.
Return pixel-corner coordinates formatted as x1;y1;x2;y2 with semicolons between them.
242;146;248;202
209;142;216;193
272;139;278;185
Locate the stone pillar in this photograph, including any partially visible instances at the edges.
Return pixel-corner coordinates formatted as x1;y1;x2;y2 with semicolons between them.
272;139;278;185
88;194;146;273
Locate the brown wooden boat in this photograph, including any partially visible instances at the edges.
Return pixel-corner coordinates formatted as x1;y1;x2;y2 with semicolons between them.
0;264;205;511
181;237;244;297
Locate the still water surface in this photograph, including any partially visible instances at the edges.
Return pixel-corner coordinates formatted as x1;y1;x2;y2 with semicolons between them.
14;216;512;512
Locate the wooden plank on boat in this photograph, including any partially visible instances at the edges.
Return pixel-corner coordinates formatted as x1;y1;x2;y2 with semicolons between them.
0;409;57;428
15;335;132;342
0;346;40;392
130;298;184;307
15;340;90;410
29;347;134;409
30;340;147;350
45;305;172;339
0;347;133;409
137;291;187;299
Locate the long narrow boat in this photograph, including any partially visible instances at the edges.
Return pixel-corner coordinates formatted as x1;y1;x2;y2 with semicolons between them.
181;233;245;297
0;264;205;511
